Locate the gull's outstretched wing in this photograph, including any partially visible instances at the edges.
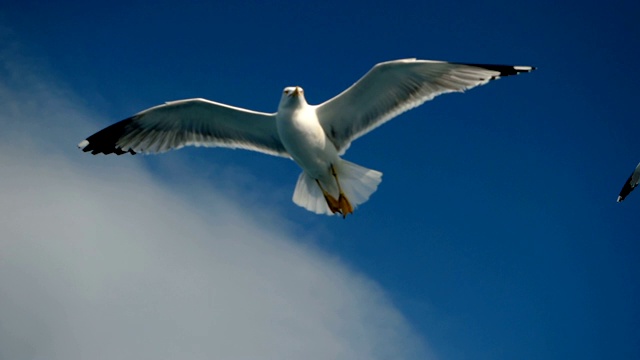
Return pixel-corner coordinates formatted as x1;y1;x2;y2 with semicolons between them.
79;98;288;157
315;58;535;153
617;162;640;202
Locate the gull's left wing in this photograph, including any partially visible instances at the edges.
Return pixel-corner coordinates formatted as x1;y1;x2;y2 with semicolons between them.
315;58;535;154
79;98;289;157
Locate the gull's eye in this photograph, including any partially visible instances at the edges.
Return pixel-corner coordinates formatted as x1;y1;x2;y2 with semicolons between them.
284;89;290;95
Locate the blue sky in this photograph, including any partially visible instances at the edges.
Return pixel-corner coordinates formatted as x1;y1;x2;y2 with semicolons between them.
1;1;639;359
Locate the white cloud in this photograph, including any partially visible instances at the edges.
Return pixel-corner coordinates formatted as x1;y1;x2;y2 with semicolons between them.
0;41;430;359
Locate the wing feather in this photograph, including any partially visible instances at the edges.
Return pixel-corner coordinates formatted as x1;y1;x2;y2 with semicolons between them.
79;98;288;157
315;58;535;153
617;162;640;202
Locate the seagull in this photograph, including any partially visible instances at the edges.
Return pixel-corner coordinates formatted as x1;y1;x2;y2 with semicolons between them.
79;58;535;217
617;162;640;202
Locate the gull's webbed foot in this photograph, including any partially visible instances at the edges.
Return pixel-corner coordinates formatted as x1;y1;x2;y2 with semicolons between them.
338;194;353;219
324;193;342;215
316;179;342;215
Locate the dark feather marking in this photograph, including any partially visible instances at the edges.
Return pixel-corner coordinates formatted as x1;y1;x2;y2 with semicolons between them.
455;63;536;77
618;173;637;202
81;117;137;155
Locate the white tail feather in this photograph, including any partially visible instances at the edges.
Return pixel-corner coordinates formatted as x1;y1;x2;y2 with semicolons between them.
292;159;382;215
292;171;331;215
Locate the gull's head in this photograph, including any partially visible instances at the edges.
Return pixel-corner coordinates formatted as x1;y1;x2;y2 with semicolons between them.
279;86;307;109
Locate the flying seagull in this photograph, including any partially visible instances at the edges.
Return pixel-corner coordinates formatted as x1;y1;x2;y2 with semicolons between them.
79;58;535;217
617;162;640;202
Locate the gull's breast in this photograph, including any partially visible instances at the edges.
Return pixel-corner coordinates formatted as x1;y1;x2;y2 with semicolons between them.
276;107;339;178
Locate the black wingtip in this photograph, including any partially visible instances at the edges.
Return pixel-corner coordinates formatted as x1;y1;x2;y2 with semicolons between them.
458;63;537;77
78;117;137;155
617;175;636;203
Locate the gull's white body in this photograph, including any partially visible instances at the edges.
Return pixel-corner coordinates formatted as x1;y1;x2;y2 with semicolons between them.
79;58;534;216
274;86;382;214
276;88;337;180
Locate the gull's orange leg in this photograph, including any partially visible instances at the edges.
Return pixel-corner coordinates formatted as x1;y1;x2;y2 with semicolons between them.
330;164;353;218
316;179;342;215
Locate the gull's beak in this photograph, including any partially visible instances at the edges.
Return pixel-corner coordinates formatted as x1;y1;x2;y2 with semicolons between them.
293;86;302;96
